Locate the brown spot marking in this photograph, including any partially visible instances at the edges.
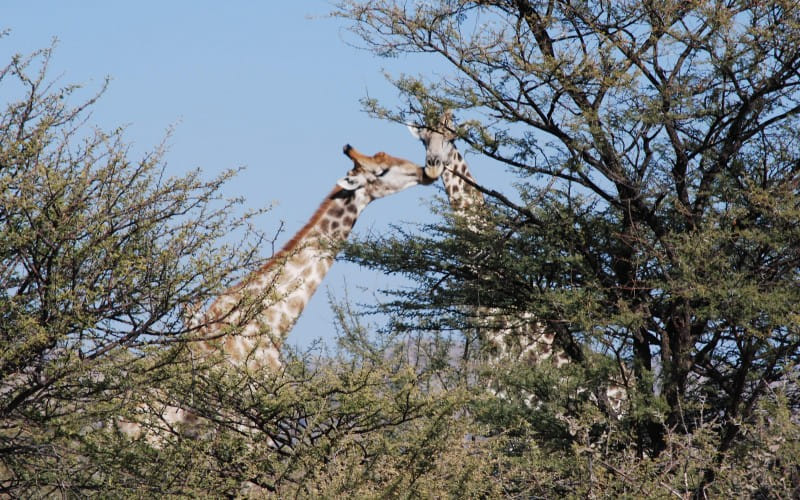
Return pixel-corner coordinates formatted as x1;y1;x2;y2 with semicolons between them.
288;296;304;314
319;218;330;232
265;309;279;325
330;220;340;230
455;151;462;162
328;205;345;218
224;336;244;363
346;202;358;214
264;349;282;372
278;313;292;333
206;302;222;320
342;216;354;227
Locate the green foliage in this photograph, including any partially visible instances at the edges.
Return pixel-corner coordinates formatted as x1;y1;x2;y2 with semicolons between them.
0;44;266;496
5;1;800;494
335;0;800;495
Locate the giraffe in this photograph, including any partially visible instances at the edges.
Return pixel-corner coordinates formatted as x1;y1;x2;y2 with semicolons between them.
116;144;444;441
408;111;626;414
408;112;563;367
186;144;443;372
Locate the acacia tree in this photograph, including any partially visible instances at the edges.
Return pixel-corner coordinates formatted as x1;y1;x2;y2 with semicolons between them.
335;0;800;492
0;45;270;494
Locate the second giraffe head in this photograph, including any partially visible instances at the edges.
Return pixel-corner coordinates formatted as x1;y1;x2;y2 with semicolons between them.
407;110;459;173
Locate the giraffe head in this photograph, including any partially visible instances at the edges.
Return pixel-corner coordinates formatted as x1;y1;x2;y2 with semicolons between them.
407;110;459;173
408;110;482;214
338;144;442;199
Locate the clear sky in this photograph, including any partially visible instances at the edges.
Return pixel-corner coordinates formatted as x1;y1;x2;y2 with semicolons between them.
1;2;502;348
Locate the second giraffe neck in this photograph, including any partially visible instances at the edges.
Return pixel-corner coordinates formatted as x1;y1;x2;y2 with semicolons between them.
442;147;484;213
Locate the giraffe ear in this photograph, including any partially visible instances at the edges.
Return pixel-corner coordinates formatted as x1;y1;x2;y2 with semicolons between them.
408;124;432;143
337;175;364;191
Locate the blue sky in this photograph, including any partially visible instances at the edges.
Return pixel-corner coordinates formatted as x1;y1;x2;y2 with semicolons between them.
1;2;502;348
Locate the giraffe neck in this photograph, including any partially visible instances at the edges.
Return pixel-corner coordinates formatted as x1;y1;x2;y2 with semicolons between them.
441;148;485;225
191;186;369;371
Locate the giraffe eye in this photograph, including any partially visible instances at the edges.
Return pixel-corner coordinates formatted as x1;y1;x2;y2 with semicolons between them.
376;168;390;177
